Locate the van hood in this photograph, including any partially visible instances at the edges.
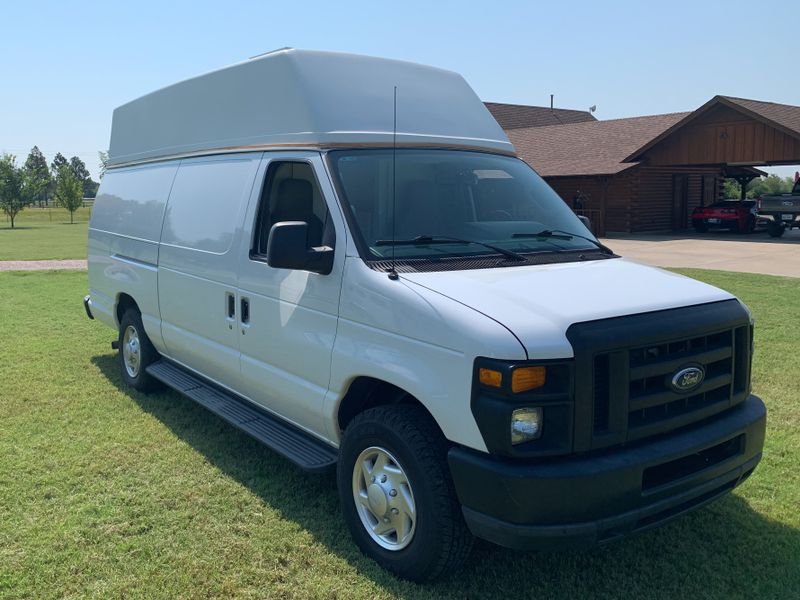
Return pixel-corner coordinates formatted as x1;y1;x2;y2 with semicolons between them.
400;258;734;359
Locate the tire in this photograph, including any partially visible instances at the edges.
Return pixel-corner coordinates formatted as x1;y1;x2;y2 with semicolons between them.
337;404;473;582
118;308;161;393
767;221;785;238
693;221;708;233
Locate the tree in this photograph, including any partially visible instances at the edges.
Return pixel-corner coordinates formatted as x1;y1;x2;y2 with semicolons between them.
83;178;99;198
50;152;68;175
69;156;90;181
23;146;51;207
746;175;794;199
722;179;741;199
54;165;83;224
0;154;25;229
98;150;109;179
67;155;98;198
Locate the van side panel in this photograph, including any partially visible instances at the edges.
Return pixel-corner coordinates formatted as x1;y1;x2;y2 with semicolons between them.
88;162;178;350
157;153;261;388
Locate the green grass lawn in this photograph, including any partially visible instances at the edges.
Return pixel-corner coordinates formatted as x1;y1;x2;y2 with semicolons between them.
0;269;797;599
0;207;90;261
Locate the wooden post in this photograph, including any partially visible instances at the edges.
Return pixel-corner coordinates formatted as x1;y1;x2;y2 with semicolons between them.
599;176;609;236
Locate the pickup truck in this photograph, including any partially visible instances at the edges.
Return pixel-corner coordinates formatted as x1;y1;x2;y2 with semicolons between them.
757;175;800;237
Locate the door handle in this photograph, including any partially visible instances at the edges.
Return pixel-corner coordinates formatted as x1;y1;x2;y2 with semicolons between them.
226;292;236;319
240;297;250;324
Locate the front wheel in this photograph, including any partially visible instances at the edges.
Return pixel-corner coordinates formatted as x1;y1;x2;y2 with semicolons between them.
337;405;473;581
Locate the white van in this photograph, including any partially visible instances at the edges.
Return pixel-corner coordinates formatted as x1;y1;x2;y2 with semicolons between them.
85;49;766;581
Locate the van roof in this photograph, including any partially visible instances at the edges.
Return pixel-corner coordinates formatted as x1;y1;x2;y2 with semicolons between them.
107;48;514;167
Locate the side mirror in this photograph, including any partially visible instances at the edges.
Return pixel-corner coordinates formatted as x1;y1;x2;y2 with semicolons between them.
577;215;592;232
266;221;334;275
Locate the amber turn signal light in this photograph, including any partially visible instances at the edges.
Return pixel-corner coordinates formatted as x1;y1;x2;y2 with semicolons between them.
479;368;503;388
511;366;546;393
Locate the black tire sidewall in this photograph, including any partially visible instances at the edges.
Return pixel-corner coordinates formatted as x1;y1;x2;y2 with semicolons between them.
337;409;465;580
118;309;159;392
767;221;785;237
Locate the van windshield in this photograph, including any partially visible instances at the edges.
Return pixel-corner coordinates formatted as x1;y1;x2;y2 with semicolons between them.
327;149;604;263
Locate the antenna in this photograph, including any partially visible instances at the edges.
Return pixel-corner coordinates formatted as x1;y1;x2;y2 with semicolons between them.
388;86;399;280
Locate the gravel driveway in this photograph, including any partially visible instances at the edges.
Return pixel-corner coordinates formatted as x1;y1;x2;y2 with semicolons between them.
602;229;800;278
0;260;87;271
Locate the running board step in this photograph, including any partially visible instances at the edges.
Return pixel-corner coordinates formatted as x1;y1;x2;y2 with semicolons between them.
146;360;338;472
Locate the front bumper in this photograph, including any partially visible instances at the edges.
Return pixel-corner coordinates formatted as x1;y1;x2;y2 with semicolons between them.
448;394;766;550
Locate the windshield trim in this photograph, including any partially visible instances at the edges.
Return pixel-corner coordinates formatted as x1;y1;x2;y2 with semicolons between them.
323;148;614;271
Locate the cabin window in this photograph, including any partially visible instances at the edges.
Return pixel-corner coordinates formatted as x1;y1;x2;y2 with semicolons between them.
252;161;333;257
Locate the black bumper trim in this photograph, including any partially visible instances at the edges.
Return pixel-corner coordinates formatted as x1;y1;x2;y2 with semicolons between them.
462;453;759;550
448;394;766;550
83;295;94;320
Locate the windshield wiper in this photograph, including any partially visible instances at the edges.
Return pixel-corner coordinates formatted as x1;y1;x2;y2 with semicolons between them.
512;229;615;255
375;235;526;261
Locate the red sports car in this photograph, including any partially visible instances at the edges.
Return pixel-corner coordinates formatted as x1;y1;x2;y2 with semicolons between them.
691;200;758;234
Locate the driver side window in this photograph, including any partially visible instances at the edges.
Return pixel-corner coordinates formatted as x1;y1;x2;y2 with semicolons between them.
252;161;333;256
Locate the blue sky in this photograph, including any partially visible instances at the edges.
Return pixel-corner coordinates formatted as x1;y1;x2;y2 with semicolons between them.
1;0;798;179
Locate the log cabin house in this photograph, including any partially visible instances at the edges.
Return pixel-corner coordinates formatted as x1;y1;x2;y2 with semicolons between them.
486;97;800;235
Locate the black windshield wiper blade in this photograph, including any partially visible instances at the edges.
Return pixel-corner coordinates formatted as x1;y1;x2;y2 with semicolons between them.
512;229;615;255
375;235;526;261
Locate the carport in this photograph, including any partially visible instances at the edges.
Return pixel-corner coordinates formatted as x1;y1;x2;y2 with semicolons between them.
624;96;800;221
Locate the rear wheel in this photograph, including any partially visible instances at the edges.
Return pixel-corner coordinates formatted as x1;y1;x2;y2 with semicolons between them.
118;308;161;393
337;404;473;581
767;221;786;238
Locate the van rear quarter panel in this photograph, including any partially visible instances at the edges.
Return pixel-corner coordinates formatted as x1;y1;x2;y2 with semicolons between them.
88;162;178;348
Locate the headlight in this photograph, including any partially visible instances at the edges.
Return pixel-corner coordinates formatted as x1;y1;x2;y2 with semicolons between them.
510;407;543;444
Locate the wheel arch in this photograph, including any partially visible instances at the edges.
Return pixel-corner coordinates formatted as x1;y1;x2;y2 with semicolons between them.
115;293;140;327
336;376;443;438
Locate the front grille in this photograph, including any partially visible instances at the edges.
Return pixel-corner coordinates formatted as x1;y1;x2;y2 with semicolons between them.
567;300;752;452
625;329;737;439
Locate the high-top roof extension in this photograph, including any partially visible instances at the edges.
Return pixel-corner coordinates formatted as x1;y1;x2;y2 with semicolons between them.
107;48;514;167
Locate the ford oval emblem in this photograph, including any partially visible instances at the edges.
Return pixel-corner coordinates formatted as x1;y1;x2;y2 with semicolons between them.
783;200;794;207
670;366;705;394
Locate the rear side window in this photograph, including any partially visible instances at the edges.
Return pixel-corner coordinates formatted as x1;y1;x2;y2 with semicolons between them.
251;161;333;256
90;163;177;241
161;156;260;254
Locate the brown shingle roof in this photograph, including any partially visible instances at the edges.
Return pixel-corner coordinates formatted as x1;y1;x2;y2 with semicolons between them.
484;102;596;129
508;112;689;177
722;96;800;135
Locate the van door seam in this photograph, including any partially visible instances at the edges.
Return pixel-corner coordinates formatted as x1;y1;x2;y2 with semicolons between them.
156;161;182;353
